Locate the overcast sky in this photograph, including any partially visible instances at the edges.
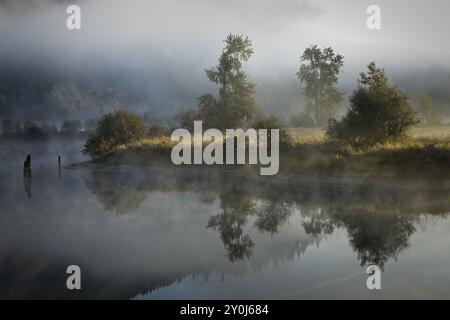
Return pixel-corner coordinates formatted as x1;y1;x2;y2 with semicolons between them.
1;0;449;73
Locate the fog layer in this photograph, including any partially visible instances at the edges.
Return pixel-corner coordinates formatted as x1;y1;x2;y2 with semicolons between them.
1;0;449;120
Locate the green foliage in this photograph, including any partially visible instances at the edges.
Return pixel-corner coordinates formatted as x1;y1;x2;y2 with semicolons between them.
147;125;167;138
418;95;441;125
327;62;418;146
253;115;292;146
188;34;257;130
83;110;146;158
253;115;281;130
175;109;198;132
297;45;344;127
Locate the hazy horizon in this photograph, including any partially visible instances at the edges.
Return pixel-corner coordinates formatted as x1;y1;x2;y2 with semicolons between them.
1;0;450;120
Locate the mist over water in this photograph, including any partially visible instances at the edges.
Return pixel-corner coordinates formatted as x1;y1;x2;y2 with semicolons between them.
1;140;450;299
1;1;450;300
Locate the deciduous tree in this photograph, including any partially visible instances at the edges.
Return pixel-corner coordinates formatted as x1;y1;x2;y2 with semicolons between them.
297;45;344;127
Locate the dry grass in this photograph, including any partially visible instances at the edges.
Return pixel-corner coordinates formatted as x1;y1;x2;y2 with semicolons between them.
287;127;327;144
100;125;450;179
288;125;450;142
280;126;450;178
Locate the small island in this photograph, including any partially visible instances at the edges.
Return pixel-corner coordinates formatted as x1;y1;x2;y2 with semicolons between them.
81;35;450;182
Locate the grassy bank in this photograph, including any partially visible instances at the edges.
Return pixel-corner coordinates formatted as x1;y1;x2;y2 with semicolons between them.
93;126;450;180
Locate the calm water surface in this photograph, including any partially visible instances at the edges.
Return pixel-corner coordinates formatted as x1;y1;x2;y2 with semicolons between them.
1;139;450;299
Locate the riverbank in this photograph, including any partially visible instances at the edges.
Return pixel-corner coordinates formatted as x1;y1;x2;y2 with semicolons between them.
88;126;450;181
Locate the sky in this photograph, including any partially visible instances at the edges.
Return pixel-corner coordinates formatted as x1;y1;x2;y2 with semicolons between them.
0;0;449;117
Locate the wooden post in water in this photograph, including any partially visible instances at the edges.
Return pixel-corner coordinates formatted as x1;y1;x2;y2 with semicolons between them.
23;154;32;177
58;155;61;180
23;154;32;197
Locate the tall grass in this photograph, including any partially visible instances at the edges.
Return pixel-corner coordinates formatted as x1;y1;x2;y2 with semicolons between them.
100;125;450;179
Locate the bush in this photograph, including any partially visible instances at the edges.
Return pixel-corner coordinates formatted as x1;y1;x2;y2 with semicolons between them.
83;110;146;158
253;115;292;146
175;109;198;132
147;125;167;138
327;62;418;146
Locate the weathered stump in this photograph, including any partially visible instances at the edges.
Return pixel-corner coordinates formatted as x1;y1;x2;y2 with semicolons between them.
23;154;32;176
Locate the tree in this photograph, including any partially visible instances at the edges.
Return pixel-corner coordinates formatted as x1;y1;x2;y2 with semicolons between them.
175;109;197;132
253;115;292;146
83;110;146;158
327;62;418;145
297;45;344;127
23;120;36;133
194;34;257;130
61;120;82;135
26;125;47;140
1;119;15;137
418;95;441;125
147;125;167;138
290;111;316;128
40;123;58;136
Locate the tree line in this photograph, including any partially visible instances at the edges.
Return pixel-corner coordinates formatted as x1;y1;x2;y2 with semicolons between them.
83;33;445;157
0;119;98;140
176;34;441;146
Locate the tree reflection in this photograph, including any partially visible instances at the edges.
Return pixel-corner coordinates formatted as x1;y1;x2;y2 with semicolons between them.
342;210;417;269
254;200;292;235
301;208;336;237
84;166;450;268
23;173;32;198
300;201;421;269
207;188;255;262
84;169;149;215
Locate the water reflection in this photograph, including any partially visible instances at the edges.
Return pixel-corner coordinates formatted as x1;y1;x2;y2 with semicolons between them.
302;208;418;269
207;187;256;262
23;154;33;198
23;172;32;198
84;167;450;269
2;154;450;299
84;169;150;215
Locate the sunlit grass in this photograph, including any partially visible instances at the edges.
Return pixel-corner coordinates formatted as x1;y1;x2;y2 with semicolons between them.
102;125;450;179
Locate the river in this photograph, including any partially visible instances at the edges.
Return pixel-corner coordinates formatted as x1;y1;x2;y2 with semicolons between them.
1;139;450;299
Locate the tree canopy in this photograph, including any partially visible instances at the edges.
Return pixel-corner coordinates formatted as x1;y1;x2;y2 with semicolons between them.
327;62;418;145
83;110;146;158
297;45;344;127
183;34;257;130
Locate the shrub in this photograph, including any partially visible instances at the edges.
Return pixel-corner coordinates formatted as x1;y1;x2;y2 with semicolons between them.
253;115;292;146
175;109;198;132
83;110;146;158
327;62;418;146
147;125;167;138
